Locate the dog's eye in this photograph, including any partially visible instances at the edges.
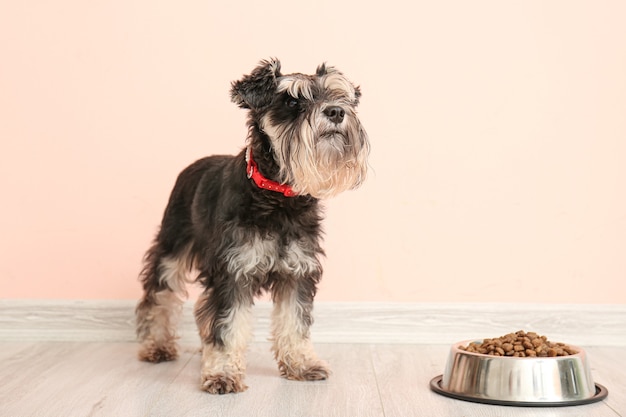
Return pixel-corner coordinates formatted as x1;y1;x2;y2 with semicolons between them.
285;98;299;108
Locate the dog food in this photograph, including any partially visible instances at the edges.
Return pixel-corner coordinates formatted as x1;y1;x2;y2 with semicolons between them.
460;330;578;357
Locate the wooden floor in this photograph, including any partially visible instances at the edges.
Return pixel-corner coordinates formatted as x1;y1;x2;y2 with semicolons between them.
0;342;624;417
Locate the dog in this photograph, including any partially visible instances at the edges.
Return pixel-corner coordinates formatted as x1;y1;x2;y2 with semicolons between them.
135;58;370;394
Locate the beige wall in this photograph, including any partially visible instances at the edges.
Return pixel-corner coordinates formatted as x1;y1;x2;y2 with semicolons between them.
1;1;624;303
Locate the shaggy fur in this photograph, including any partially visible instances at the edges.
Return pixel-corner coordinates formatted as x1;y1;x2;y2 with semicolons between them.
136;58;369;394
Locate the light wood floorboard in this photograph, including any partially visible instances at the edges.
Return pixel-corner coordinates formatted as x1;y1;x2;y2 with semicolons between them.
149;344;384;417
0;342;624;417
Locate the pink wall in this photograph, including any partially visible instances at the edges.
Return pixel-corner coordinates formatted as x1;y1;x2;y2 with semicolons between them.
1;1;625;303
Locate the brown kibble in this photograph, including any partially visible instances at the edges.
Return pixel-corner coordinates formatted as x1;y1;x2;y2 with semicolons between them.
462;331;577;358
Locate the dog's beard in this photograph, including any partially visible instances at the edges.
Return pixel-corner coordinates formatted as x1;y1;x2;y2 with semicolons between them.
261;108;369;199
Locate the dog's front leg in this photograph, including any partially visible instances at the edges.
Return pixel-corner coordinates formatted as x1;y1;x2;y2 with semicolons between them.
194;289;253;394
270;277;330;381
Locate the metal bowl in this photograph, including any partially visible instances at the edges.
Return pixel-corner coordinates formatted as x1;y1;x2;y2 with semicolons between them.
430;339;608;407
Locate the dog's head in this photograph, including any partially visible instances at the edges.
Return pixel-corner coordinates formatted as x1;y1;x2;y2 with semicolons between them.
231;58;370;199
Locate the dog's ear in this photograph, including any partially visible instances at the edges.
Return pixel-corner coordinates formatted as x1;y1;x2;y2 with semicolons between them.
316;62;328;76
354;85;362;105
230;58;282;110
317;62;362;105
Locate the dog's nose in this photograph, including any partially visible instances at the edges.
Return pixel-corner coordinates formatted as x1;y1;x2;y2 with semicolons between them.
323;106;345;124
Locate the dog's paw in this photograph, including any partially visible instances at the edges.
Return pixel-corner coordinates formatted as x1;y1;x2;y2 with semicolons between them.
201;373;248;394
138;341;178;363
278;359;331;381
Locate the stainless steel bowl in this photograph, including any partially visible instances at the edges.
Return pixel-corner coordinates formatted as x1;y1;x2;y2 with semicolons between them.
430;339;608;407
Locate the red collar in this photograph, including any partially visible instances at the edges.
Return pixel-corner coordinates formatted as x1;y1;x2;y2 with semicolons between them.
246;147;297;197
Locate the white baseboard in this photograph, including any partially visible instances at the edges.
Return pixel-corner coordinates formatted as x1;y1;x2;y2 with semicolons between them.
1;300;624;346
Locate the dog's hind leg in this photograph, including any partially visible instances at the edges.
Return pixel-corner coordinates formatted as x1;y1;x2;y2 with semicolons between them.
135;242;190;363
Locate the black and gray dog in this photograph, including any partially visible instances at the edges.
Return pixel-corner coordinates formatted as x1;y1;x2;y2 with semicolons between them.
136;58;370;394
